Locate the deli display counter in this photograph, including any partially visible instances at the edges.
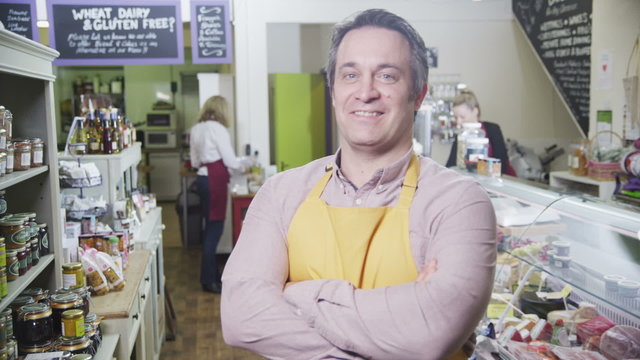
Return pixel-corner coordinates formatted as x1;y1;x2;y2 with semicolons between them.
465;172;640;359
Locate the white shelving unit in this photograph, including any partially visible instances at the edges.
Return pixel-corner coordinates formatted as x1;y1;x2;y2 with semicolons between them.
550;170;617;201
0;27;64;302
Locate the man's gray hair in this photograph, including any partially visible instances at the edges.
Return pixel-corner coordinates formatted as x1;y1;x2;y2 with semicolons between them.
325;9;429;99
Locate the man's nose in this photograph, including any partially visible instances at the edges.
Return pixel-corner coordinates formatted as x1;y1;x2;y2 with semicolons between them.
355;77;380;103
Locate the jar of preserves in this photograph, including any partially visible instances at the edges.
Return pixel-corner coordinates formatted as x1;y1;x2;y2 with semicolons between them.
62;263;85;289
16;246;27;276
568;139;589;176
30;238;39;266
6;250;17;282
0;152;5;177
13;213;37;240
0;190;6;217
0;219;28;249
61;309;84;338
0;268;6;298
84;312;101;346
21;288;49;303
71;287;91;315
9;295;35;334
16;302;53;346
1;308;12;339
0;237;5;268
56;336;92;355
13;139;31;171
0;314;6;348
50;293;84;337
30;138;44;167
84;323;99;351
37;223;49;256
25;245;31;271
4;143;13;174
18;340;53;356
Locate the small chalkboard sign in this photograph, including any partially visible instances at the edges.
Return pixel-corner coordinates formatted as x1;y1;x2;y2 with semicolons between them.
513;0;592;136
0;0;38;41
47;0;184;66
190;0;232;64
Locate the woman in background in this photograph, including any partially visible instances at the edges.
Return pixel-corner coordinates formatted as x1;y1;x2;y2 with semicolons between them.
445;89;517;176
190;95;244;293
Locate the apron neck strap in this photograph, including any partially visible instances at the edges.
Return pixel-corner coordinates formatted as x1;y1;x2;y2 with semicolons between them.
397;155;420;209
309;156;420;205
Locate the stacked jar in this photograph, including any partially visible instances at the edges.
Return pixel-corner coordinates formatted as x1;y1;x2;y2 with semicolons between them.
0;106;46;174
51;291;93;356
0;107;11;178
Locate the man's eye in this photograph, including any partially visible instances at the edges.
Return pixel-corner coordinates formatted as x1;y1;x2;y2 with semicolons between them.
344;73;357;80
379;73;396;81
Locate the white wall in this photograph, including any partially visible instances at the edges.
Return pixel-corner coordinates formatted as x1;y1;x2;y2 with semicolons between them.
267;24;302;73
590;0;640;139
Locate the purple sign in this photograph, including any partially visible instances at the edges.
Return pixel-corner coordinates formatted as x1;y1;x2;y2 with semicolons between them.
190;0;232;64
0;0;38;41
47;0;184;65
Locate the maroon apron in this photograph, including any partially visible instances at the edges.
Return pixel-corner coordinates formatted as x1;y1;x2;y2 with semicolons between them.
204;160;230;221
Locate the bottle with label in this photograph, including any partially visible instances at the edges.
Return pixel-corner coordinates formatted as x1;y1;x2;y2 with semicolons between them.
456;122;486;168
101;117;113;155
87;115;101;154
110;117;120;154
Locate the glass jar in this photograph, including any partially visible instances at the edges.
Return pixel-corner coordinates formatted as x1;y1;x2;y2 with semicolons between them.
6;250;17;282
13;213;37;239
84;312;101;346
1;109;11;142
0;128;6;151
62;263;85;289
1;308;12;339
4;143;13;174
18;340;53;356
13;139;31;171
16;302;53;346
0;152;5;177
29;138;44;167
0;237;5;268
0;268;6;298
56;336;92;355
9;295;35;335
0;314;6;349
568;139;589;176
50;293;84;337
84;323;99;354
61;309;84;338
25;245;31;271
0;191;6;218
16;246;27;276
0;219;28;249
6;339;15;360
37;223;49;256
21;288;49;303
30;238;39;266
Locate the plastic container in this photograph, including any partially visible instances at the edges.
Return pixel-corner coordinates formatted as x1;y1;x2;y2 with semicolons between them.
552;254;571;269
552;240;571;256
617;280;640;297
465;137;489;171
604;274;626;292
456;122;486;168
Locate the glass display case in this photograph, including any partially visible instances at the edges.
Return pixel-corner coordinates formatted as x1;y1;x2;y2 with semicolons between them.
470;173;640;330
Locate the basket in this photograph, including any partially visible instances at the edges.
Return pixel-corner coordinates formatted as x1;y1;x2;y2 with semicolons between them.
587;130;623;181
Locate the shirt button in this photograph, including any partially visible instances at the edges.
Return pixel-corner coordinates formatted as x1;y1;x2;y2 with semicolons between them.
355;198;362;205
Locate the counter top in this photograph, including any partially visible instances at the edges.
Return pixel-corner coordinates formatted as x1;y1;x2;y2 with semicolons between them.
91;250;152;319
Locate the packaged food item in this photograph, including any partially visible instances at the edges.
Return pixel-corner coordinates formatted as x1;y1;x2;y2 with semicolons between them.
81;255;108;296
61;309;85;338
37;223;49;256
0;152;6;177
56;335;92;355
87;249;125;291
0;219;28;249
6;250;18;282
16;303;53;346
576;315;616;344
5;143;13;174
600;325;640;360
29;138;44;167
569;139;589;176
62;262;86;289
13;139;31;171
50;293;84;337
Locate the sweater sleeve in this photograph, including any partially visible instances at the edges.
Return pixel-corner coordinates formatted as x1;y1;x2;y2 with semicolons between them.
221;179;363;359
214;123;243;170
283;182;496;360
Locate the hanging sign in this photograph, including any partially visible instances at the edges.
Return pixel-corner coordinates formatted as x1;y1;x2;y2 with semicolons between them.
190;0;232;64
47;0;184;65
0;0;38;40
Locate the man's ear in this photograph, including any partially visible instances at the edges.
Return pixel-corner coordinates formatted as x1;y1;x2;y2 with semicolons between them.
414;84;428;110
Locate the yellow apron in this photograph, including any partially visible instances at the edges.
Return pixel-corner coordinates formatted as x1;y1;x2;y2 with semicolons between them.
287;155;468;359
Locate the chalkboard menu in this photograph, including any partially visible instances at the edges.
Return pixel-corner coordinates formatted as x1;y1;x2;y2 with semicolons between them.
0;0;38;40
513;0;592;136
190;0;232;64
47;0;184;66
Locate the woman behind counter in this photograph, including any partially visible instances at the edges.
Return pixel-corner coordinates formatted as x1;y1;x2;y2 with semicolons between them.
445;89;517;176
190;95;245;293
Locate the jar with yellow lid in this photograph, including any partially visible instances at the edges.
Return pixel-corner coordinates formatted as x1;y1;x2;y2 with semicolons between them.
62;262;85;289
61;309;85;338
29;137;44;167
0;218;28;249
13;139;31;171
4;143;13;174
16;302;53;346
50;293;84;337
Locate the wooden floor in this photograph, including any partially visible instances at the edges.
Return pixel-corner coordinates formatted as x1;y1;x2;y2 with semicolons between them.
159;203;263;360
